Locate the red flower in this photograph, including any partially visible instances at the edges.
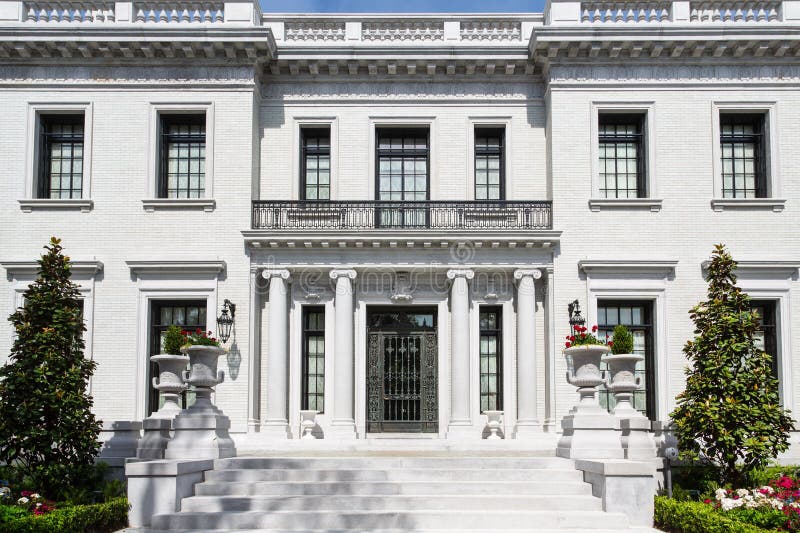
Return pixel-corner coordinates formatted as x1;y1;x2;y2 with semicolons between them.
565;336;571;340
592;325;598;332
21;490;32;497
565;342;571;348
703;499;711;504
569;336;576;342
608;341;614;346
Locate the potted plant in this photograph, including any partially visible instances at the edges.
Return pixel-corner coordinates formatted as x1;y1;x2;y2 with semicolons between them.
149;325;189;418
564;324;612;393
180;328;226;411
603;324;644;416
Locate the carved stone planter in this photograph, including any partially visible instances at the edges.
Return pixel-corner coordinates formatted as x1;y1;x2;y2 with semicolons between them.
149;353;189;419
299;410;318;440
165;345;236;459
557;344;623;460
484;410;504;440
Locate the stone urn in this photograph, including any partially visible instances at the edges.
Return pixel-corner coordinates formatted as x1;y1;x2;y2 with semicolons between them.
149;353;189;419
484;410;504;440
564;344;611;413
603;353;644;417
299;410;318;440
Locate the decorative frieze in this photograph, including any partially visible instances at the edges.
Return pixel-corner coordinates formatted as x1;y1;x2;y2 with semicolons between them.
362;21;444;41
460;21;522;41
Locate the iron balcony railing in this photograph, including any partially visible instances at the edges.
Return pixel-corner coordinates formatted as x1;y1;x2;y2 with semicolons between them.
252;200;552;230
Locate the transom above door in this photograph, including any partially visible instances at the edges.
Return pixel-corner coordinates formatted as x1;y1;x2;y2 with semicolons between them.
367;307;438;434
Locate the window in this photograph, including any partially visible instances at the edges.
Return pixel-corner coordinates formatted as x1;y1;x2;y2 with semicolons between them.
752;301;779;379
474;128;504;200
148;300;207;416
376;128;429;227
159;113;206;198
479;307;503;412
302;307;325;412
598;114;646;199
38;114;85;199
597;301;654;419
301;128;331;200
720;113;766;198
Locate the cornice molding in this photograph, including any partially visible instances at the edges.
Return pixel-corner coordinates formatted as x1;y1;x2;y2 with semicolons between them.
126;260;226;278
1;259;103;278
579;260;678;276
701;260;800;279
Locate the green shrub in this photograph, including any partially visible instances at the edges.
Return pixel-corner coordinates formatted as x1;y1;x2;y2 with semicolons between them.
162;324;185;355
654;497;775;533
610;324;634;354
0;504;29;523
0;497;128;533
727;507;788;530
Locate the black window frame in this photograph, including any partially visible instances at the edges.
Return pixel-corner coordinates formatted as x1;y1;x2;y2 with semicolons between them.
158;113;207;199
37;113;85;199
474;127;505;201
751;300;779;379
148;299;207;416
598;113;647;199
301;306;326;413
720;112;767;198
300;127;331;201
597;300;655;420
479;306;503;413
374;127;431;228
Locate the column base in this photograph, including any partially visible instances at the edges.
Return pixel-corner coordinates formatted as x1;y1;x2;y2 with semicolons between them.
556;412;624;460
328;419;358;440
513;419;543;440
260;420;291;440
447;422;478;440
620;417;657;459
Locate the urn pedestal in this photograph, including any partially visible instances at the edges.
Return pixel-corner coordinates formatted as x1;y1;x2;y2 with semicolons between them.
164;345;236;460
604;353;657;459
557;345;624;459
484;410;504;440
299;410;319;440
136;353;189;460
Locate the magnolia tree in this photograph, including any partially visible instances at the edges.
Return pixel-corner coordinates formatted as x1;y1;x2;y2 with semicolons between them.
671;244;794;486
0;238;101;496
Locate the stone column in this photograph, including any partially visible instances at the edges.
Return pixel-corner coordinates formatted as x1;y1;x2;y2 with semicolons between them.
514;268;543;438
261;269;291;438
329;269;358;439
447;268;474;437
247;266;262;432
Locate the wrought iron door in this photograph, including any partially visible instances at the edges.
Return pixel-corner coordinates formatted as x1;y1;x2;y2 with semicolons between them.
367;331;438;433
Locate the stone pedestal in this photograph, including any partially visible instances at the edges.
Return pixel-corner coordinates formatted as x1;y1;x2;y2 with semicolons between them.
164;390;236;459
98;420;142;480
136;418;172;460
620;417;657;459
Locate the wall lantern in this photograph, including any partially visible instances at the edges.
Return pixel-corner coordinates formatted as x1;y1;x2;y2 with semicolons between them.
568;299;586;333
216;299;236;344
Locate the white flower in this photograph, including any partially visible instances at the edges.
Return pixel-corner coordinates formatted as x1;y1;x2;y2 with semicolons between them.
715;488;728;500
17;497;29;505
736;488;749;498
30;493;40;499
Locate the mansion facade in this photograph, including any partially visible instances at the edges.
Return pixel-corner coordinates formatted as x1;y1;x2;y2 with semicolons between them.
1;0;799;454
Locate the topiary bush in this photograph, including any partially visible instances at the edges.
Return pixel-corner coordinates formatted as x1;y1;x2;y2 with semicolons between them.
670;244;795;487
0;237;102;498
610;324;634;355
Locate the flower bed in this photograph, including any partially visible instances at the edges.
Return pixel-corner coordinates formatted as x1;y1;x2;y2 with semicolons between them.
655;497;770;533
0;497;128;533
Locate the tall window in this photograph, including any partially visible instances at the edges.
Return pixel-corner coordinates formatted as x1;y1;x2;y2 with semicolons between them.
38;114;84;199
149;300;207;415
301;128;331;200
159;113;206;198
597;301;654;419
474;128;504;200
752;301;779;379
479;307;503;412
598;113;645;199
376;128;429;227
302;307;325;412
721;113;766;198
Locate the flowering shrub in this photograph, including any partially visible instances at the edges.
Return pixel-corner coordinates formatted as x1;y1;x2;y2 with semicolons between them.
707;475;800;530
564;324;613;349
181;328;220;348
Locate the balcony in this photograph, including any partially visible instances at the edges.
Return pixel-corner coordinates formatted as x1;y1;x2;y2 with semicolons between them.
252;200;552;230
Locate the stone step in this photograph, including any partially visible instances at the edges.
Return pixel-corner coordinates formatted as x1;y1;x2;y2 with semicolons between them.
150;510;631;531
204;467;584;483
180;494;603;512
195;480;594;496
214;456;574;470
139;529;656;533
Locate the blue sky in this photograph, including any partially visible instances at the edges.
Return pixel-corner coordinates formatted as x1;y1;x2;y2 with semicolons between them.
261;0;546;13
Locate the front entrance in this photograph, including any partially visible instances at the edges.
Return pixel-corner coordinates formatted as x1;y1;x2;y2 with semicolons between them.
367;307;438;433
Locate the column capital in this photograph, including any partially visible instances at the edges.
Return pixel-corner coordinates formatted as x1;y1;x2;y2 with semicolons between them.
514;268;543;281
261;269;291;281
329;268;357;280
446;268;474;280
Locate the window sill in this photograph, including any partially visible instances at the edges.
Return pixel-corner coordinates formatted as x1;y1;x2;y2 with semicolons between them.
18;199;93;213
588;198;663;212
711;198;786;212
142;199;216;212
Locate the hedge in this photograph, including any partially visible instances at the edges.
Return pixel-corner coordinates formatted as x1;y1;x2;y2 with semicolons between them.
654;497;775;533
0;497;128;533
